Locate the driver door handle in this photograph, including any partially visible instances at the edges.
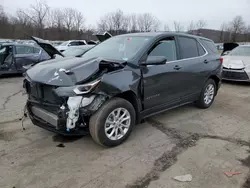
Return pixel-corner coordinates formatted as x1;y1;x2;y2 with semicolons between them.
174;65;182;70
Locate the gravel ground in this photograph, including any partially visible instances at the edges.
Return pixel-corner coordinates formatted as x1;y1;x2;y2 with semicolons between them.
0;76;250;188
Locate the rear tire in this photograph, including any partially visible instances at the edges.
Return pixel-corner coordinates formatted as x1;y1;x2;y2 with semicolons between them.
89;97;135;147
196;79;216;109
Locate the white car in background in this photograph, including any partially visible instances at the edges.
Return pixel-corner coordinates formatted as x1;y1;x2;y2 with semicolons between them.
56;40;87;52
222;45;250;82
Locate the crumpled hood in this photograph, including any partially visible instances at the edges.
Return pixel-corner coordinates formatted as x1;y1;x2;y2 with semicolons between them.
26;57;102;86
223;56;250;69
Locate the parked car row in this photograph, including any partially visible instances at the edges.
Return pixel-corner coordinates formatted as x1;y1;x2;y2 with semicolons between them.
22;32;222;147
0;32;112;76
0;43;51;76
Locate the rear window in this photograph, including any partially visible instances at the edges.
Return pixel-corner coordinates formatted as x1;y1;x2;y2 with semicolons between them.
200;39;217;54
229;46;250;56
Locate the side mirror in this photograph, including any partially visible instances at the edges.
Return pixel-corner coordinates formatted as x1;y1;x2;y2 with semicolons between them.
141;56;167;66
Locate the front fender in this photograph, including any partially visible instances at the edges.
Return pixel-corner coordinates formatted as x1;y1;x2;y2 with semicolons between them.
95;69;141;97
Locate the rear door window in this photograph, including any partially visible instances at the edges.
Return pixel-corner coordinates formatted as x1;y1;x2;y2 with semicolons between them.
178;37;199;59
16;46;34;54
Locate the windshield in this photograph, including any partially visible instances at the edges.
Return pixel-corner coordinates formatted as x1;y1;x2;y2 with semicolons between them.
81;36;151;61
60;41;69;46
63;47;90;57
229;46;250;56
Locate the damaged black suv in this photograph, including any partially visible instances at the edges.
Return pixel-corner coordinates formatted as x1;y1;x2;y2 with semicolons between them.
23;32;222;147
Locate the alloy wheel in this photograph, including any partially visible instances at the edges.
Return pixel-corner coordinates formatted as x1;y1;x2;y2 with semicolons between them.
104;108;131;141
204;84;215;105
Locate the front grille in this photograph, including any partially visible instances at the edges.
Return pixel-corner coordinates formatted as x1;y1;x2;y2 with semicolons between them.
222;70;249;81
24;79;64;113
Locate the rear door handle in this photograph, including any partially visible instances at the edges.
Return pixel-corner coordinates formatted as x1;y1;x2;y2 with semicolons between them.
174;65;182;70
204;59;209;64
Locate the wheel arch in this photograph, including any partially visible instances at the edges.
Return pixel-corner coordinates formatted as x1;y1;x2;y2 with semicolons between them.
208;75;221;94
114;90;142;124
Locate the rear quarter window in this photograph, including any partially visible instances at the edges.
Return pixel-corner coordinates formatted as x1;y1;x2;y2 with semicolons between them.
200;39;217;54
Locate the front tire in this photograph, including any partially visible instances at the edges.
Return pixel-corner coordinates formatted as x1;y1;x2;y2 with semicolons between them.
89;97;135;147
196;79;216;109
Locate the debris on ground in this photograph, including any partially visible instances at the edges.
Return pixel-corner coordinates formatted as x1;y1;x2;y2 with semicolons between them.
224;171;241;177
173;174;193;182
56;143;65;148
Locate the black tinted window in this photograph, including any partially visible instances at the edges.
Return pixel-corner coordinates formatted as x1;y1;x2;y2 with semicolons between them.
78;41;86;45
148;40;177;61
69;41;79;46
200;39;217;54
197;42;206;56
179;37;199;59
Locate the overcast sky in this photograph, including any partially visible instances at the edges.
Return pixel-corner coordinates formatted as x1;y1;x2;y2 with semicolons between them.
2;0;250;30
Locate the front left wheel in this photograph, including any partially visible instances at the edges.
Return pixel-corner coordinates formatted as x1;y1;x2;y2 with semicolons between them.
89;97;136;147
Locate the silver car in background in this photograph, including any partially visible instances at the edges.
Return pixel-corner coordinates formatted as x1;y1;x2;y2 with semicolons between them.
222;45;250;82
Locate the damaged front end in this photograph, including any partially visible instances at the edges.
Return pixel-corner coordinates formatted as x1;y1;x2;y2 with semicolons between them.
23;58;126;135
24;80;109;135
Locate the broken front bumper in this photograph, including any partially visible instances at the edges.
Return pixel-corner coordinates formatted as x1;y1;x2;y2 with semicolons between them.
27;101;89;136
26;94;107;135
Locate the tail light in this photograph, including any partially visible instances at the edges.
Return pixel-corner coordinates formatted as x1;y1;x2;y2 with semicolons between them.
219;57;223;63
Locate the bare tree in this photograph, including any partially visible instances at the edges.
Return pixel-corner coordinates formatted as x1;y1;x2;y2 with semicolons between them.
173;21;184;32
97;10;129;34
126;14;138;32
137;13;160;32
229;15;246;41
187;21;196;32
111;10;125;33
73;10;85;32
163;23;170;31
243;25;250;42
63;8;76;37
17;0;49;37
48;8;64;28
196;19;206;29
97;17;109;31
15;9;32;26
219;22;227;42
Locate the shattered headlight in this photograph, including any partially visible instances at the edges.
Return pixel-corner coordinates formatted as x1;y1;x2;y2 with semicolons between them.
73;79;101;95
53;79;101;97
